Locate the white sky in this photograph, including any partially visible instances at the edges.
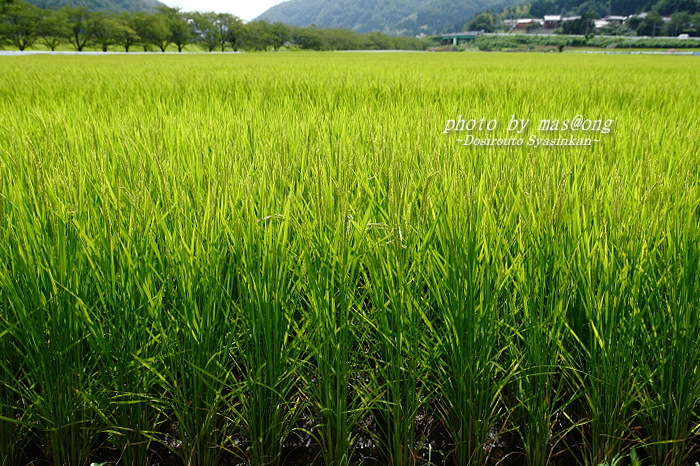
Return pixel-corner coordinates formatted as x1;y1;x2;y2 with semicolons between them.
163;0;284;21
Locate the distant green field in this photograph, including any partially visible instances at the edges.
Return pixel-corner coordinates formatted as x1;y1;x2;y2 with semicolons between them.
1;53;699;466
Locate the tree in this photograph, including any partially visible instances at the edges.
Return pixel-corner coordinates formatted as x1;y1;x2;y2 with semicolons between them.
157;6;191;52
190;11;245;52
692;12;700;35
654;0;699;15
562;14;595;35
270;22;289;50
131;11;169;51
61;6;92;51
625;15;643;31
224;14;244;51
189;11;217;51
88;11;118;52
148;15;170;51
636;10;664;36
169;16;191;52
88;12;137;52
291;26;324;50
37;8;67;51
214;13;242;51
114;12;138;52
361;31;391;49
576;0;607;17
242;20;275;51
610;0;647;15
465;12;497;32
0;0;40;51
529;0;557;18
320;27;359;50
664;11;693;35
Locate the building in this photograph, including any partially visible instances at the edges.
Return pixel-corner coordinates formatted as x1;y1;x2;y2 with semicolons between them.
543;15;562;29
605;15;627;25
562;16;582;23
516;18;542;29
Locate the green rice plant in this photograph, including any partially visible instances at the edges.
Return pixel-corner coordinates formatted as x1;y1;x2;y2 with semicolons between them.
142;312;239;466
233;201;304;466
0;259;22;466
0;198;107;465
362;243;422;465
99;316;164;466
0;215;17;466
0;322;23;466
360;200;431;466
564;231;641;464
423;210;512;465
0;386;16;466
60;175;167;466
134;199;242;465
635;226;700;466
7;283;104;466
295;211;366;466
510;230;575;466
559;198;674;465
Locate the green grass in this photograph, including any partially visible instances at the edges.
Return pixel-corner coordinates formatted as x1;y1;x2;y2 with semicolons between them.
1;52;699;465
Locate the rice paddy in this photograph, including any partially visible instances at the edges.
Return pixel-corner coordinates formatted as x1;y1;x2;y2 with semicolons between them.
1;52;699;465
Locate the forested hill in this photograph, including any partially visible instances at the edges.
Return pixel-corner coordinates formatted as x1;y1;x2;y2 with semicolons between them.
24;0;163;12
256;0;522;35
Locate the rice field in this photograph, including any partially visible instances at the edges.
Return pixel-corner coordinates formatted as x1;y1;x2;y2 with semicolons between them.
1;52;699;466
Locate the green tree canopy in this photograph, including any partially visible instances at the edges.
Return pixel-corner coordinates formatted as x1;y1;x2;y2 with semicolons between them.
0;0;40;51
465;12;497;32
60;5;92;51
36;7;67;49
157;6;190;52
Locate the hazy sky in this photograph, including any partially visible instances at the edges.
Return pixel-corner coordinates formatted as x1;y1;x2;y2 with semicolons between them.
163;0;284;21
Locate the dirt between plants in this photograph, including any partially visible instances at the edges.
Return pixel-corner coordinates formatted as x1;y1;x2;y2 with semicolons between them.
16;415;700;465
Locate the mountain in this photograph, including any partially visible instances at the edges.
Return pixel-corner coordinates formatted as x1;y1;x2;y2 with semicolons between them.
26;0;163;12
256;0;523;35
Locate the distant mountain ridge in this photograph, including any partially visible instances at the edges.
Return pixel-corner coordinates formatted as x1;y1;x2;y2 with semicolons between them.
256;0;523;35
26;0;163;12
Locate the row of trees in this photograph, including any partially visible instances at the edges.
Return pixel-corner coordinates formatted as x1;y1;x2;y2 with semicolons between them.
0;0;426;52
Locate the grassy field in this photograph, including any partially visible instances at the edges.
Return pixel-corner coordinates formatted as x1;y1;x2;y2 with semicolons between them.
1;53;699;466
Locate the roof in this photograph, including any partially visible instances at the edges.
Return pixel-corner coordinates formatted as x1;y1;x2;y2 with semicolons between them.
544;15;562;21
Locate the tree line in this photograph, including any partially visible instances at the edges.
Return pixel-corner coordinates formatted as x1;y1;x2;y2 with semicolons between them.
0;0;426;52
